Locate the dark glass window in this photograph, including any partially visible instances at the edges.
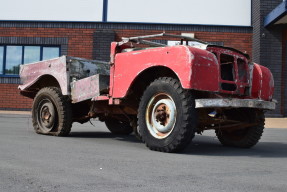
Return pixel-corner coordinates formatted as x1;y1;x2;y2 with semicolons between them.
6;46;22;75
0;45;60;76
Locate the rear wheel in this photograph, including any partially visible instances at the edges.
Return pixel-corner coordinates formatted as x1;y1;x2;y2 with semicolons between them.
32;87;72;136
215;109;265;148
138;77;197;153
105;118;133;135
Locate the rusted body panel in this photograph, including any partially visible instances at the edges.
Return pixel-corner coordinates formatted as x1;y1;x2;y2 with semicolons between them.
19;56;110;98
19;56;70;95
68;56;110;79
111;45;220;98
251;63;274;101
111;44;274;102
70;74;109;103
189;47;219;92
206;46;251;96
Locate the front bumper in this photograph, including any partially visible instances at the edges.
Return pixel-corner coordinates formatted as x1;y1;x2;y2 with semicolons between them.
195;98;276;110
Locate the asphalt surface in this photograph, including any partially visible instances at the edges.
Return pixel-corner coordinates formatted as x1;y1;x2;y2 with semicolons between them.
0;113;287;192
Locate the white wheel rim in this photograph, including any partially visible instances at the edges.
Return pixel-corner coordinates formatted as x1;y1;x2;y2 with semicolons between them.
146;93;177;139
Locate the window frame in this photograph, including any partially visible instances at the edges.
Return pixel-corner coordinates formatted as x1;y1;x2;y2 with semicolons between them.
0;45;60;77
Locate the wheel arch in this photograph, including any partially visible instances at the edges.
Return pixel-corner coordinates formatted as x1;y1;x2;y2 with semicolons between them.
20;75;62;99
125;66;180;101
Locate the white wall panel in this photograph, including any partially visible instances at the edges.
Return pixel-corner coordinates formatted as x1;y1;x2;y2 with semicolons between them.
108;0;251;26
0;0;103;22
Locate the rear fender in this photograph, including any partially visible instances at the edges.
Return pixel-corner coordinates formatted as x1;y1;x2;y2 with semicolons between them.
18;56;69;95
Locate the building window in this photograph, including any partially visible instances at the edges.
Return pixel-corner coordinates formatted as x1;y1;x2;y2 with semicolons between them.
43;47;60;60
0;45;60;76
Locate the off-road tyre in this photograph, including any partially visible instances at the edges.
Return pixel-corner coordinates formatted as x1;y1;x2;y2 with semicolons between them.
32;87;72;136
105;118;133;135
215;109;265;148
138;77;197;153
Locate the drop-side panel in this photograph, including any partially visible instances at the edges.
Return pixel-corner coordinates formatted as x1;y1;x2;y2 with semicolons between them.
71;74;110;103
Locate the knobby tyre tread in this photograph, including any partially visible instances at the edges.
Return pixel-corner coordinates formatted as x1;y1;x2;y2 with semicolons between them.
138;77;197;153
32;87;72;136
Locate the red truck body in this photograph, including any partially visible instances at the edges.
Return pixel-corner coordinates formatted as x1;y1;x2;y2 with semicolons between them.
18;33;276;153
111;43;274;101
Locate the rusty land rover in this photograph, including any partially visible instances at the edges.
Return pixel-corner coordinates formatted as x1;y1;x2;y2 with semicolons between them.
18;33;276;153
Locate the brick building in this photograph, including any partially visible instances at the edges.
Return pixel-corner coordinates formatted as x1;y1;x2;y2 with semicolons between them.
0;0;286;116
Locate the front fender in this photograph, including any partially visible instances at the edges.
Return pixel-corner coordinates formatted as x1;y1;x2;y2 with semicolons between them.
189;47;220;92
111;45;219;98
251;63;274;101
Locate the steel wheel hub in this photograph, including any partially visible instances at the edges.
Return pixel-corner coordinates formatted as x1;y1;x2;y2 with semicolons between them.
38;100;55;131
146;93;177;139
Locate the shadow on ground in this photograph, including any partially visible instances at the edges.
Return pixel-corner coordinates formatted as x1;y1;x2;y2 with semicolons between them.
69;131;141;143
69;131;287;157
183;135;287;158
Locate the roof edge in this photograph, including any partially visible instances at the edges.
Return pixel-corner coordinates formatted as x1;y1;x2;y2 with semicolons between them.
264;1;287;27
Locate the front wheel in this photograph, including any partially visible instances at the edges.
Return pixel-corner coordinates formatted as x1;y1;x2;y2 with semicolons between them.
138;77;197;153
32;87;72;136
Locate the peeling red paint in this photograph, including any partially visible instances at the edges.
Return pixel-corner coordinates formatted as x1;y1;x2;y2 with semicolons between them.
71;74;109;103
252;63;274;100
18;56;69;95
111;45;217;98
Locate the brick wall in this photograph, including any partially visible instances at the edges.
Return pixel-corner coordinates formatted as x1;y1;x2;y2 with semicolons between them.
0;27;95;59
0;27;252;60
0;22;252;111
0;84;32;110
